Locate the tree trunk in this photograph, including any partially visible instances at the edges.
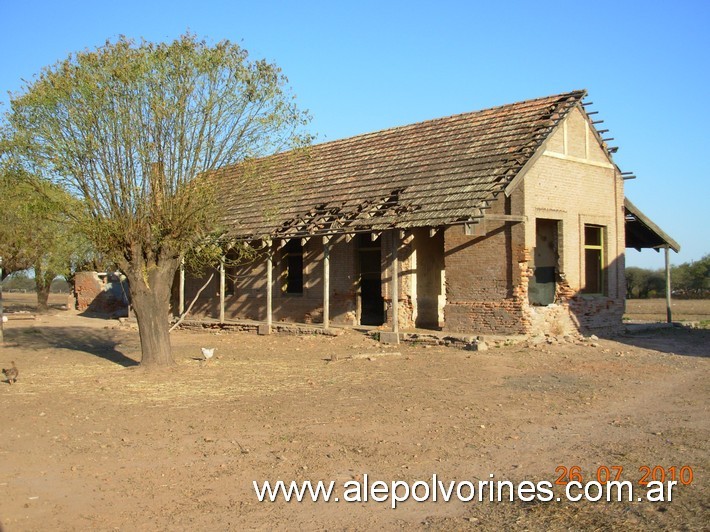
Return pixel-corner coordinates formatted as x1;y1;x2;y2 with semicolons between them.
37;284;51;312
34;266;55;313
123;256;180;368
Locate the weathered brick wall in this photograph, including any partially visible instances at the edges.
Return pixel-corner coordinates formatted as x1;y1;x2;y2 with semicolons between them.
180;265;220;318
521;106;625;334
441;106;625;336
382;231;416;329
321;234;358;324
181;236;358;325
74;271;129;316
410;228;445;329
443;194;530;335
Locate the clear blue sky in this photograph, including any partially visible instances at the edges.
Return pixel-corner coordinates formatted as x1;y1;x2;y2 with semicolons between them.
1;0;707;269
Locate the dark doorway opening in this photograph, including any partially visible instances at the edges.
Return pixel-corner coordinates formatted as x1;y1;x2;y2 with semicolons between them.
357;233;385;325
529;218;560;305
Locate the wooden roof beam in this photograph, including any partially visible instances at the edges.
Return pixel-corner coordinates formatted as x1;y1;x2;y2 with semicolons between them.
483;214;526;223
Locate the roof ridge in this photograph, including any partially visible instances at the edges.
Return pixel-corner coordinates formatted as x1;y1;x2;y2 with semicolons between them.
216;89;592;238
242;90;587;164
308;89;586;149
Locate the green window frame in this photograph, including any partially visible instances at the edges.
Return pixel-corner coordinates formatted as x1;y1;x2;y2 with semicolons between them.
582;225;605;295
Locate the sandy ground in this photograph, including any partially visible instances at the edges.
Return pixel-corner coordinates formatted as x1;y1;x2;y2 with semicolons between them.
0;293;708;531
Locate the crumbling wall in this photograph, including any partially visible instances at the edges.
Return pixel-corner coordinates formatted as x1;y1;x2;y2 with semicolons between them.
382;231;416;330
521;106;625;335
443;192;530;335
74;271;129;317
411;228;445;329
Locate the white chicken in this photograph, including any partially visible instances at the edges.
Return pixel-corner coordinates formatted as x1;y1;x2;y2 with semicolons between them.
200;347;215;365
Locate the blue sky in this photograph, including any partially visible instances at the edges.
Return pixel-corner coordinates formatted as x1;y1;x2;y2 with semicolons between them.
1;0;707;269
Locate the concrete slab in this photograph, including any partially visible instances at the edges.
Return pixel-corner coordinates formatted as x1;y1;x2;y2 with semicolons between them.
379;331;400;344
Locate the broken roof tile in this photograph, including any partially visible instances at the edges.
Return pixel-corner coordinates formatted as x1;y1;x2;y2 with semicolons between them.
213;90;587;239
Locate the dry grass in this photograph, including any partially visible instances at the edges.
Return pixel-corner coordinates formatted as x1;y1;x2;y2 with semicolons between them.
625;298;710;323
0;293;708;530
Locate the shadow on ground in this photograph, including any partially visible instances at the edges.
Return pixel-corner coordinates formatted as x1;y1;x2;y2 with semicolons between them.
3;326;139;367
615;326;710;358
3;303;68;313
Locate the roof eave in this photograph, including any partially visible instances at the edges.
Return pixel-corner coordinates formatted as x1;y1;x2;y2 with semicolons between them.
624;198;681;252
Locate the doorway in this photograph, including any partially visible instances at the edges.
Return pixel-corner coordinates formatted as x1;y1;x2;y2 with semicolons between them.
529;218;560;305
414;228;445;329
357;233;385;325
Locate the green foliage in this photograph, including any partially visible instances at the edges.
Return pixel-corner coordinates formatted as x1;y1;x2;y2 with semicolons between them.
626;254;710;299
0;159;91;306
182;237;260;277
625;266;665;298
0;273;70;293
672;254;710;296
50;278;71;293
1;271;35;291
3;33;311;363
7;33;311;272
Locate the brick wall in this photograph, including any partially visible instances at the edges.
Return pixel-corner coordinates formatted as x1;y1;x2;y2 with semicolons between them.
181;236;358;325
521;106;625;334
443;194;530;335
441;106;625;336
381;231;417;329
74;271;129;317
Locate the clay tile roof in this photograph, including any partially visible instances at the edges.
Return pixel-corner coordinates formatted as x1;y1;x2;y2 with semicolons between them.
215;90;587;240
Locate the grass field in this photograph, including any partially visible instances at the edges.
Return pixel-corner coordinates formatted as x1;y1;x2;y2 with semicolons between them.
624;298;710;323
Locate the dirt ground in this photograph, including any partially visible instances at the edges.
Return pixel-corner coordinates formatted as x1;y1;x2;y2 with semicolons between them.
0;293;708;531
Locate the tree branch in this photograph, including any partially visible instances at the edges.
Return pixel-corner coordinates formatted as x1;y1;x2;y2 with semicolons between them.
169;272;215;332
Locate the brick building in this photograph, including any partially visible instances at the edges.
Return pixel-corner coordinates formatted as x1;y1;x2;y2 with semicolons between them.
177;90;677;336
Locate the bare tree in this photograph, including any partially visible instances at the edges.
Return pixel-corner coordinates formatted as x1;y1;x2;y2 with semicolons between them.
6;34;310;367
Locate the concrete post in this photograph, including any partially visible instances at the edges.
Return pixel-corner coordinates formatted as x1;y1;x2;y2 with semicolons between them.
391;231;399;334
179;258;185;316
665;246;672;323
219;257;225;323
323;237;330;330
266;246;273;334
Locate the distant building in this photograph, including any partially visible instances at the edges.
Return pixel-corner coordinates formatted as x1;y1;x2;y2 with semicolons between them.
74;271;129;317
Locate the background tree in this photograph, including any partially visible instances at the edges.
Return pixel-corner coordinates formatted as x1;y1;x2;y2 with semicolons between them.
0;158;32;280
6;34;310;367
626;254;710;299
1;271;36;292
625;266;649;299
0;162;89;310
673;254;710;297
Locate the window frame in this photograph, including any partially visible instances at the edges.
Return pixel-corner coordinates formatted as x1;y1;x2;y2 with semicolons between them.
582;224;606;296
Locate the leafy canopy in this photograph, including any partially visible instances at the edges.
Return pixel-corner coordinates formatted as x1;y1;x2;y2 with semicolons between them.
0;154;90;286
9;33;311;272
626;254;710;298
